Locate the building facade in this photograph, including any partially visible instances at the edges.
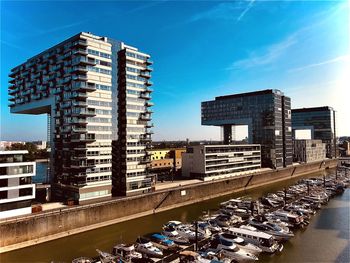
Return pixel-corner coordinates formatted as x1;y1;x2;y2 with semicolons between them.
147;148;186;180
291;106;337;158
0;151;35;219
8;32;154;203
293;140;326;163
201;89;292;169
182;144;261;181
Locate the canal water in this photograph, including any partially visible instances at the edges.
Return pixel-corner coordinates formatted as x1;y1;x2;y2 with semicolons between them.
1;168;349;263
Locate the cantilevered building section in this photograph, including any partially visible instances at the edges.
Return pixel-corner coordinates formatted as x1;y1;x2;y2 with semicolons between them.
201;89;293;169
291;106;337;158
8;32;154;203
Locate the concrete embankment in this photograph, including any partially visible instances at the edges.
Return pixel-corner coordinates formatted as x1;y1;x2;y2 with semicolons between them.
0;159;337;253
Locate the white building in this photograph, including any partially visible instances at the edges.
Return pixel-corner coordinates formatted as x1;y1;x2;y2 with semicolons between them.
0;150;35;219
182;144;261;181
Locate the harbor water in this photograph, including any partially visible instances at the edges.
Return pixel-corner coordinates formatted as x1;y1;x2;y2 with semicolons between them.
1;168;349;263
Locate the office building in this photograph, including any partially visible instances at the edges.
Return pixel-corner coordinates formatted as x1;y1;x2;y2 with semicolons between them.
8;32;154;203
182;144;261;181
291;107;337;158
293;139;326;163
202;89;292;169
0;151;35;219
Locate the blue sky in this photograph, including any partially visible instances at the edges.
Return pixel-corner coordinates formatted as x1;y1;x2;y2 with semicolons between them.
1;0;349;141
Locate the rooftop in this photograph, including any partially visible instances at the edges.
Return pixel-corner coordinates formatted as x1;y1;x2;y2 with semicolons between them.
292;106;335;113
213;89;285;101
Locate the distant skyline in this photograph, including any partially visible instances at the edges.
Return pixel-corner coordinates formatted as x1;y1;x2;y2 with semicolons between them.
1;0;349;141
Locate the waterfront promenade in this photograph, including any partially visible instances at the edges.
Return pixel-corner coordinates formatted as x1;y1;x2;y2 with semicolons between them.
0;159;337;253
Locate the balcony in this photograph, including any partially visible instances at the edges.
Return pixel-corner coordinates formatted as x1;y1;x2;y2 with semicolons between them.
139;135;152;143
71;66;88;73
139;157;151;164
145;59;153;65
72;74;88;82
71;133;95;143
71;92;88;100
72;82;96;92
139;92;151;100
145;101;154;107
70;118;88;125
70;161;94;169
71;108;96;117
145;123;154;128
73;48;88;56
145;129;154;135
139;70;151;79
139;113;151;121
73;39;88;47
145;80;153;86
72;101;88;107
72;126;87;133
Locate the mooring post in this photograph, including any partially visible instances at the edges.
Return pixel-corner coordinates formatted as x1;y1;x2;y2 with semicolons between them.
195;221;198;251
307;181;310;195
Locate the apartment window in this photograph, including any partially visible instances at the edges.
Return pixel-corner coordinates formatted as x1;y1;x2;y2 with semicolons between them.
0;191;7;199
19;188;33;197
0;179;8;187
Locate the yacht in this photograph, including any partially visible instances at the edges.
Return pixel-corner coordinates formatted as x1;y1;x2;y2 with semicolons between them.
216;233;262;255
227;227;283;253
150;233;178;250
162;225;190;245
208;238;258;262
96;249;120;263
112;244;142;262
247;220;294;241
135;238;163;258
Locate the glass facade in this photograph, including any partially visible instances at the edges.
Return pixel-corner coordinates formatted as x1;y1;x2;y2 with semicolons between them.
291;107;337;158
201;89;292;168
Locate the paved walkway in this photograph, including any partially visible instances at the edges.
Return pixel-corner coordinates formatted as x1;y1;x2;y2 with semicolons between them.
155;179;202;191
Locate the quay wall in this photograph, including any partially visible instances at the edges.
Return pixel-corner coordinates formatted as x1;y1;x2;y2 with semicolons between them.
0;159;337;252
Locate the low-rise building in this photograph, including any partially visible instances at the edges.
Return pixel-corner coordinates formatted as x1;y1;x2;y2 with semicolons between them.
0;150;36;219
147;148;186;180
182;144;261;181
293;139;326;163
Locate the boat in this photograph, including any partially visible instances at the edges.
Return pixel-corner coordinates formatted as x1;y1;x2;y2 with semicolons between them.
215;232;262;255
96;249;120;263
247;220;294;241
112;244;142;262
208;238;259;262
72;257;94;263
150;233;178;251
162;225;190;245
227;227;283;253
135;237;163;258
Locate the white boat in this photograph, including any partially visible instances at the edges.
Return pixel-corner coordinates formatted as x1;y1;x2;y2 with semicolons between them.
227;227;283;253
216;232;262;255
208;239;258;262
248;220;294;241
96;249;120;263
112;244;142;262
162;227;190;245
135;238;163;258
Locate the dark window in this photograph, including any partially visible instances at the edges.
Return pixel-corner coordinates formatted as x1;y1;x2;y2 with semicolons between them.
0;191;7;199
0;179;8;187
19;188;32;197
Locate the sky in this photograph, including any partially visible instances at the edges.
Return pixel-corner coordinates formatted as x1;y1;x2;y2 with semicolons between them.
0;0;349;141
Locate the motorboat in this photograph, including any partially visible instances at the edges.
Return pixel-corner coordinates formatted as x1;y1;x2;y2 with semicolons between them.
150;233;178;250
135;237;163;258
162;226;190;245
227;227;283;253
247;220;294;241
96;249;120;263
112;244;142;261
216;232;262;255
208;238;258;262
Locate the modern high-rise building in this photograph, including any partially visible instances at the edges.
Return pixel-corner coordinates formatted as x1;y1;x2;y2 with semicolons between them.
291;106;337;158
201;89;292;168
8;32;154;203
0;151;35;219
